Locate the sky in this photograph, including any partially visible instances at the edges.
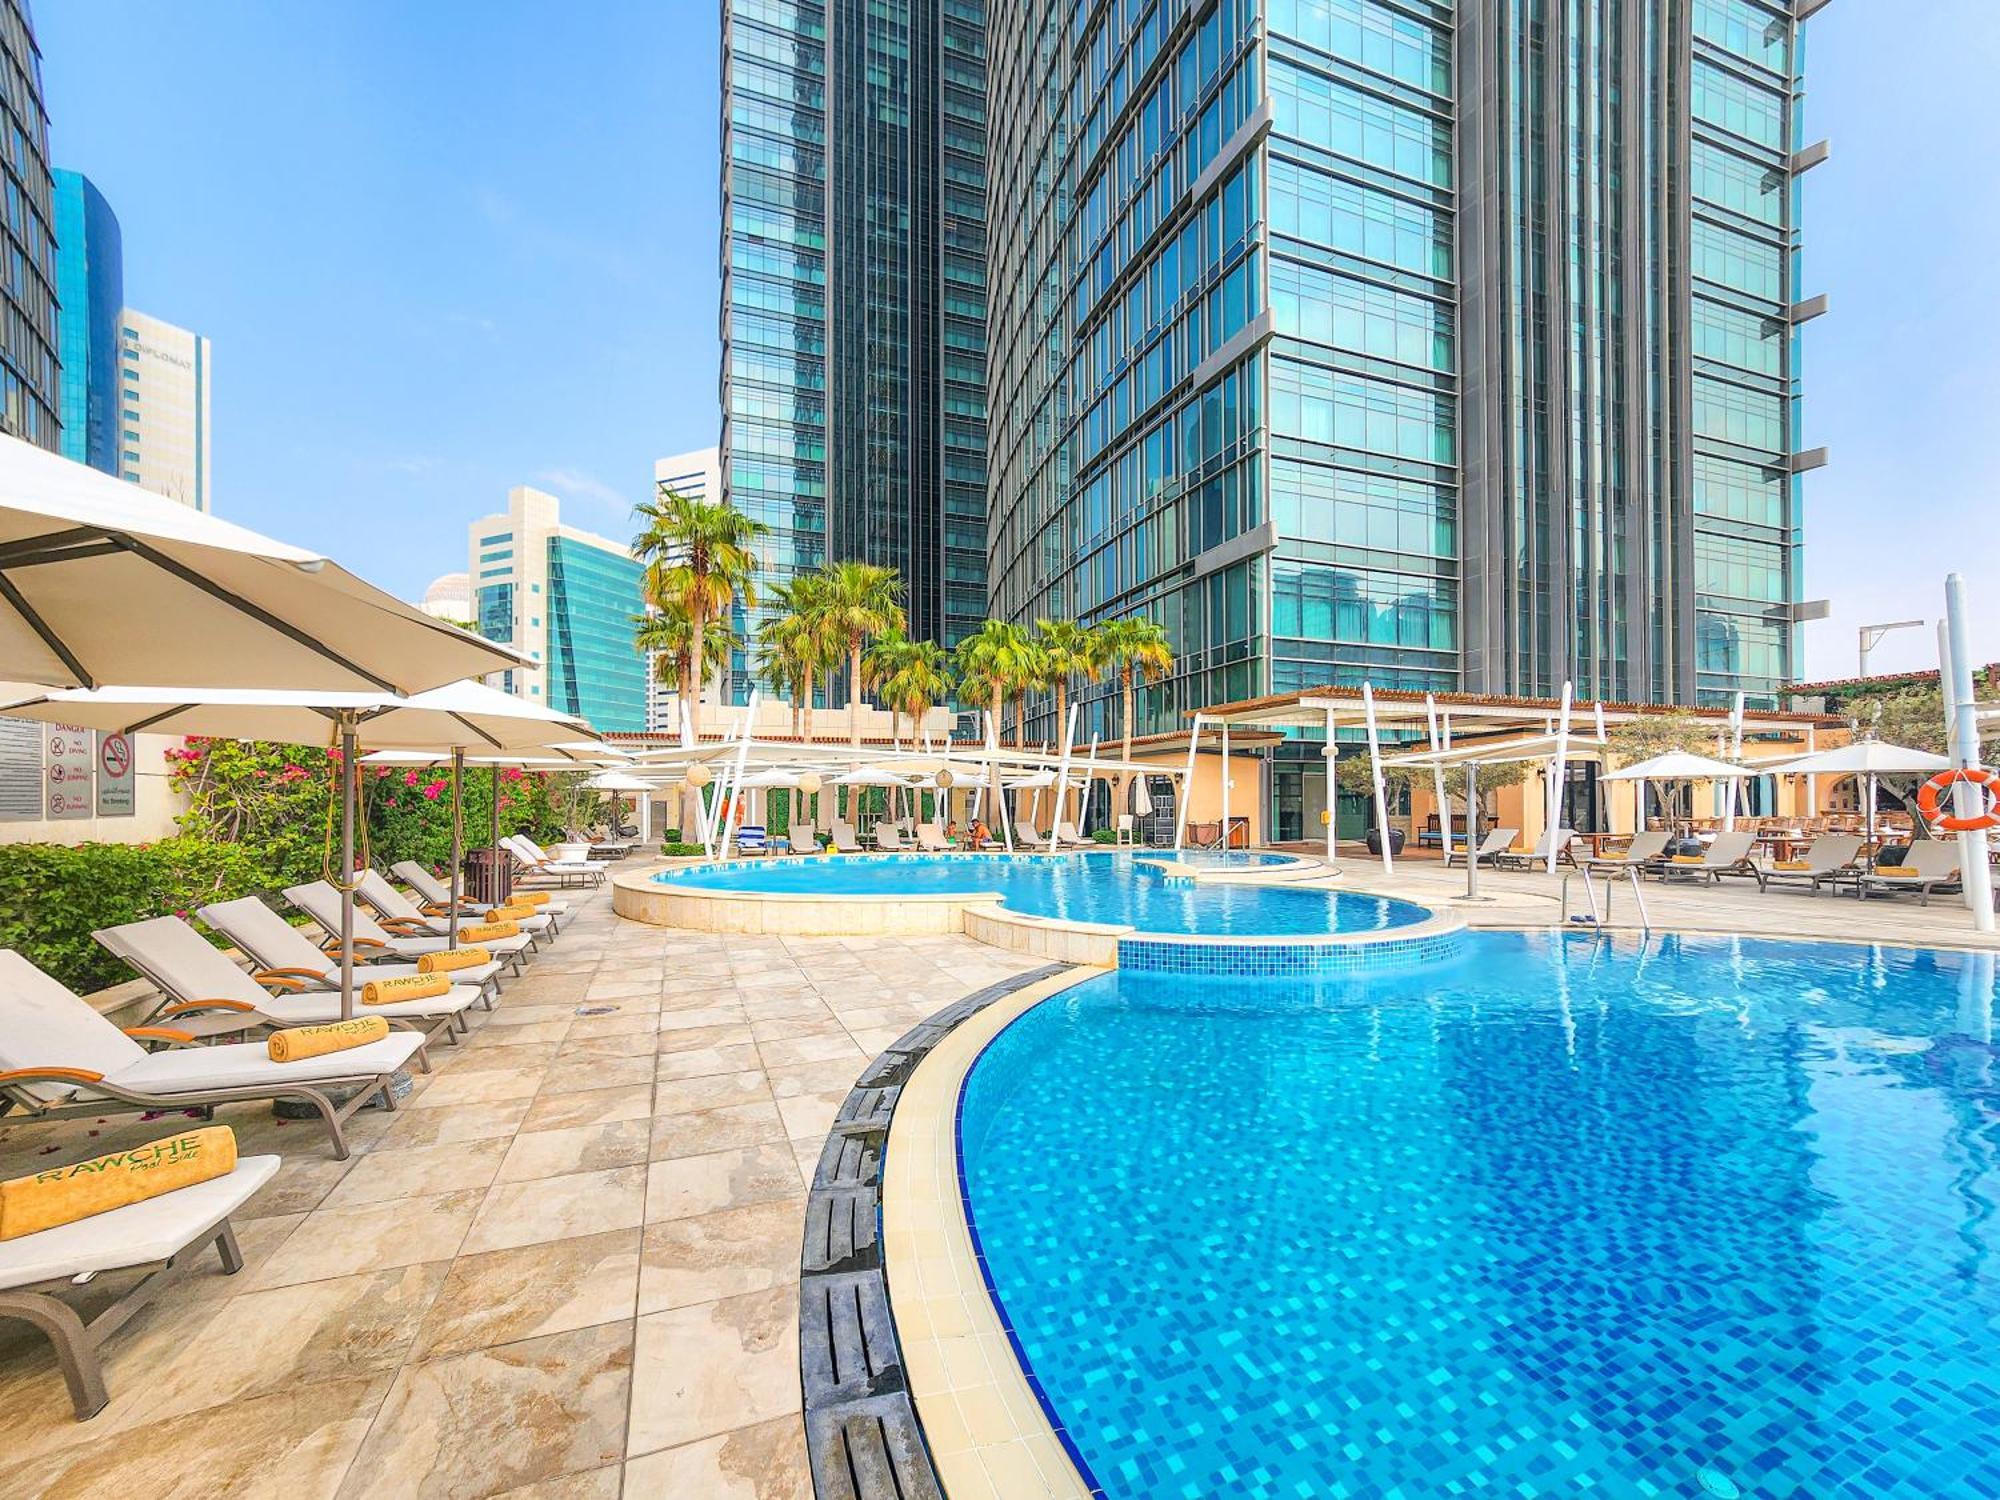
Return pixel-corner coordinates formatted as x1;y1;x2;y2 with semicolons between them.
33;0;1999;684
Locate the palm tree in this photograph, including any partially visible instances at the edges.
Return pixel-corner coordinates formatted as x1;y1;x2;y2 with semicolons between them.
874;635;953;746
630;489;767;743
635;602;734;832
953;619;1038;742
811;561;906;746
1034;619;1107;742
1098;615;1174;767
756;577;832;745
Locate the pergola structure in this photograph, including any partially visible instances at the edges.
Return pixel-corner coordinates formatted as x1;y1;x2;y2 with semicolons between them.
618;698;1203;860
1192;682;1841;877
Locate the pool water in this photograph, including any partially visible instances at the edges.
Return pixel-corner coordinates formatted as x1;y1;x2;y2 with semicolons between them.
655;850;1428;937
958;932;2000;1498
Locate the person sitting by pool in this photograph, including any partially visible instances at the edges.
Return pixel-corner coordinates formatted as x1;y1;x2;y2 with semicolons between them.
969;819;992;849
944;819;960;846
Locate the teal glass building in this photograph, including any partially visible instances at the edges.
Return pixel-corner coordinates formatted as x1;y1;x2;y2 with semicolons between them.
545;536;648;732
52;168;122;475
719;0;991;683
985;0;1821;762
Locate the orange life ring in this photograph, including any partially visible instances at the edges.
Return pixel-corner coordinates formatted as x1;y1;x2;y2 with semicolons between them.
1916;767;2000;832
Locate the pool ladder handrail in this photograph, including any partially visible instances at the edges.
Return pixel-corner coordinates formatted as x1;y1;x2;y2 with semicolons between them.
1562;864;1653;934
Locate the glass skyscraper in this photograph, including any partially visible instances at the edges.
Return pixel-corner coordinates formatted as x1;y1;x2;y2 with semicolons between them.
719;0;991;682
52;169;122;475
984;0;1818;742
0;0;58;452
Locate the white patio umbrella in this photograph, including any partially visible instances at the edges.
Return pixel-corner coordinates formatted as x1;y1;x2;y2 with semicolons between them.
586;769;654;840
0;434;523;692
1;680;599;1015
1766;740;1951;848
1600;750;1749;835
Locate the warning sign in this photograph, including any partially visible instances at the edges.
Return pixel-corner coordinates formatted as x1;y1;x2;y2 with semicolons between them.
45;724;94;820
97;733;135;818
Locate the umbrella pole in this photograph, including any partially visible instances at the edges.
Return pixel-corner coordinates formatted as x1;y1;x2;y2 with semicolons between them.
449;748;464;950
491;763;502;895
1465;760;1481;902
339;716;357;1021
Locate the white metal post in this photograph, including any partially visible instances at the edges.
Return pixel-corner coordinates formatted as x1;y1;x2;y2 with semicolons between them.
1049;703;1078;850
1425;694;1449;869
1547;682;1572;873
1943;574;1995;929
1724;690;1745;830
715;690;759;860
1361;682;1393;877
1803;724;1818;820
1324;704;1338;860
1080;735;1100;836
1175;714;1200;851
1219;719;1231;849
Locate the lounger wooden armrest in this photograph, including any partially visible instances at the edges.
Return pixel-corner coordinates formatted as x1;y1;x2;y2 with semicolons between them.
122;1026;197;1046
375;916;433;934
160;999;259;1015
0;1066;106;1086
321;939;389;955
255;967;326;982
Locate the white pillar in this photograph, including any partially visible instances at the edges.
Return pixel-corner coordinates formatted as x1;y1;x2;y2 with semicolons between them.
1324;704;1338;860
1080;735;1100;835
1175;715;1201;852
1426;694;1449;868
1547;681;1573;873
1049;703;1078;850
1219;719;1231;848
1724;690;1745;830
1943;574;1996;929
1361;682;1393;877
1804;725;1818;819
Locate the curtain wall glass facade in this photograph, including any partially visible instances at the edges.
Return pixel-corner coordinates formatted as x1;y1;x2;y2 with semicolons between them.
545;537;648;733
720;0;990;692
52;169;122;475
0;0;57;451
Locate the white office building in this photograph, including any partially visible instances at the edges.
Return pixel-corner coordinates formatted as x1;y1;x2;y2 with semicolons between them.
116;308;211;511
645;446;722;733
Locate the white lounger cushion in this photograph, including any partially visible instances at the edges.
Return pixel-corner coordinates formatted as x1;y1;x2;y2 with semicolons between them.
193;898;502;988
105;1032;422;1095
0;951;149;1101
0;1155;280;1293
356;870;552;936
507;836;606;872
281;882;531;956
389;862;570;917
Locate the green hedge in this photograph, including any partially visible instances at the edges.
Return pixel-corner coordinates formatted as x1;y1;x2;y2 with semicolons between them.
0;837;274;994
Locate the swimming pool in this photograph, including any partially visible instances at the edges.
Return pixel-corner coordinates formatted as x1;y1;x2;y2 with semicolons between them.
958;932;2000;1498
653;850;1430;938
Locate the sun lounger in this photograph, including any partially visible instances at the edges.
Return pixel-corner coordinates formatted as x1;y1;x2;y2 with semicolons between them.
195;895;500;999
1857;841;1963;905
505;835;608;887
915;823;950;852
283;880;534;968
0;1151;279;1418
873;823;906;851
0;950;424;1159
1582;830;1671;874
1015;820;1046;845
1493;829;1577;870
788;829;820;855
734;823;770;856
1658;830;1762;888
95;915;479;1054
355;868;556;943
828;821;864;854
1054;821;1093;848
389;860;570;923
1445;827;1517;868
1761;835;1864;897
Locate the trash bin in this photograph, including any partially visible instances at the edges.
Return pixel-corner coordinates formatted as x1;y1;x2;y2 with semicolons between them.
464;847;512;905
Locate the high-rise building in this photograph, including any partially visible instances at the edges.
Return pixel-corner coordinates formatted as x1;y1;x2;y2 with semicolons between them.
0;0;59;452
469;486;649;733
655;445;721;504
718;0;991;671
52;169;122;475
985;0;1820;740
115;309;211;510
645;447;723;732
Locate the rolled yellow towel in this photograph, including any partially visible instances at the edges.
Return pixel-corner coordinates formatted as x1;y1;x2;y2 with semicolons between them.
511;891;551;907
1874;865;1920;878
487;903;536;921
417;946;493;975
1668;854;1706;865
361;973;452;1006
456;920;520;943
1772;860;1813;872
0;1125;237;1241
267;1015;389;1062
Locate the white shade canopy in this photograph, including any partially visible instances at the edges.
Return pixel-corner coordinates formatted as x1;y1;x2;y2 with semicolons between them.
0;435;524;693
1765;741;1950;776
1599;750;1750;781
0;678;598;755
585;770;654;793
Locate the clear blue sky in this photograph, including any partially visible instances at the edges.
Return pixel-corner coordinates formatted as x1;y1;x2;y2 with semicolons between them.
35;1;1998;682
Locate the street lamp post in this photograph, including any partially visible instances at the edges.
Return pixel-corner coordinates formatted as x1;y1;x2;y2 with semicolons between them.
1858;619;1925;678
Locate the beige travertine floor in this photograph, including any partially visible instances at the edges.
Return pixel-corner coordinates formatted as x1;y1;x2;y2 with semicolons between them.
0;874;1043;1500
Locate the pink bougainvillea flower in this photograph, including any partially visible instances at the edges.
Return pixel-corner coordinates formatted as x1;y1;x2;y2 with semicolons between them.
503;767;524;783
423;783;445;801
385;797;398;807
404;770;422;786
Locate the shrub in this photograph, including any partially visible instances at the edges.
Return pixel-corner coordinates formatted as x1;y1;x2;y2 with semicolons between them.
0;837;272;994
1090;828;1120;843
659;841;707;857
660;827;682;842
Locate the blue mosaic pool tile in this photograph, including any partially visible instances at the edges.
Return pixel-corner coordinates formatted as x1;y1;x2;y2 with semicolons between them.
1117;929;1466;977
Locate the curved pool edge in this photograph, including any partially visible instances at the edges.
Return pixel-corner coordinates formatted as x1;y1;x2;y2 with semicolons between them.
873;963;1106;1500
614;851;1455;974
